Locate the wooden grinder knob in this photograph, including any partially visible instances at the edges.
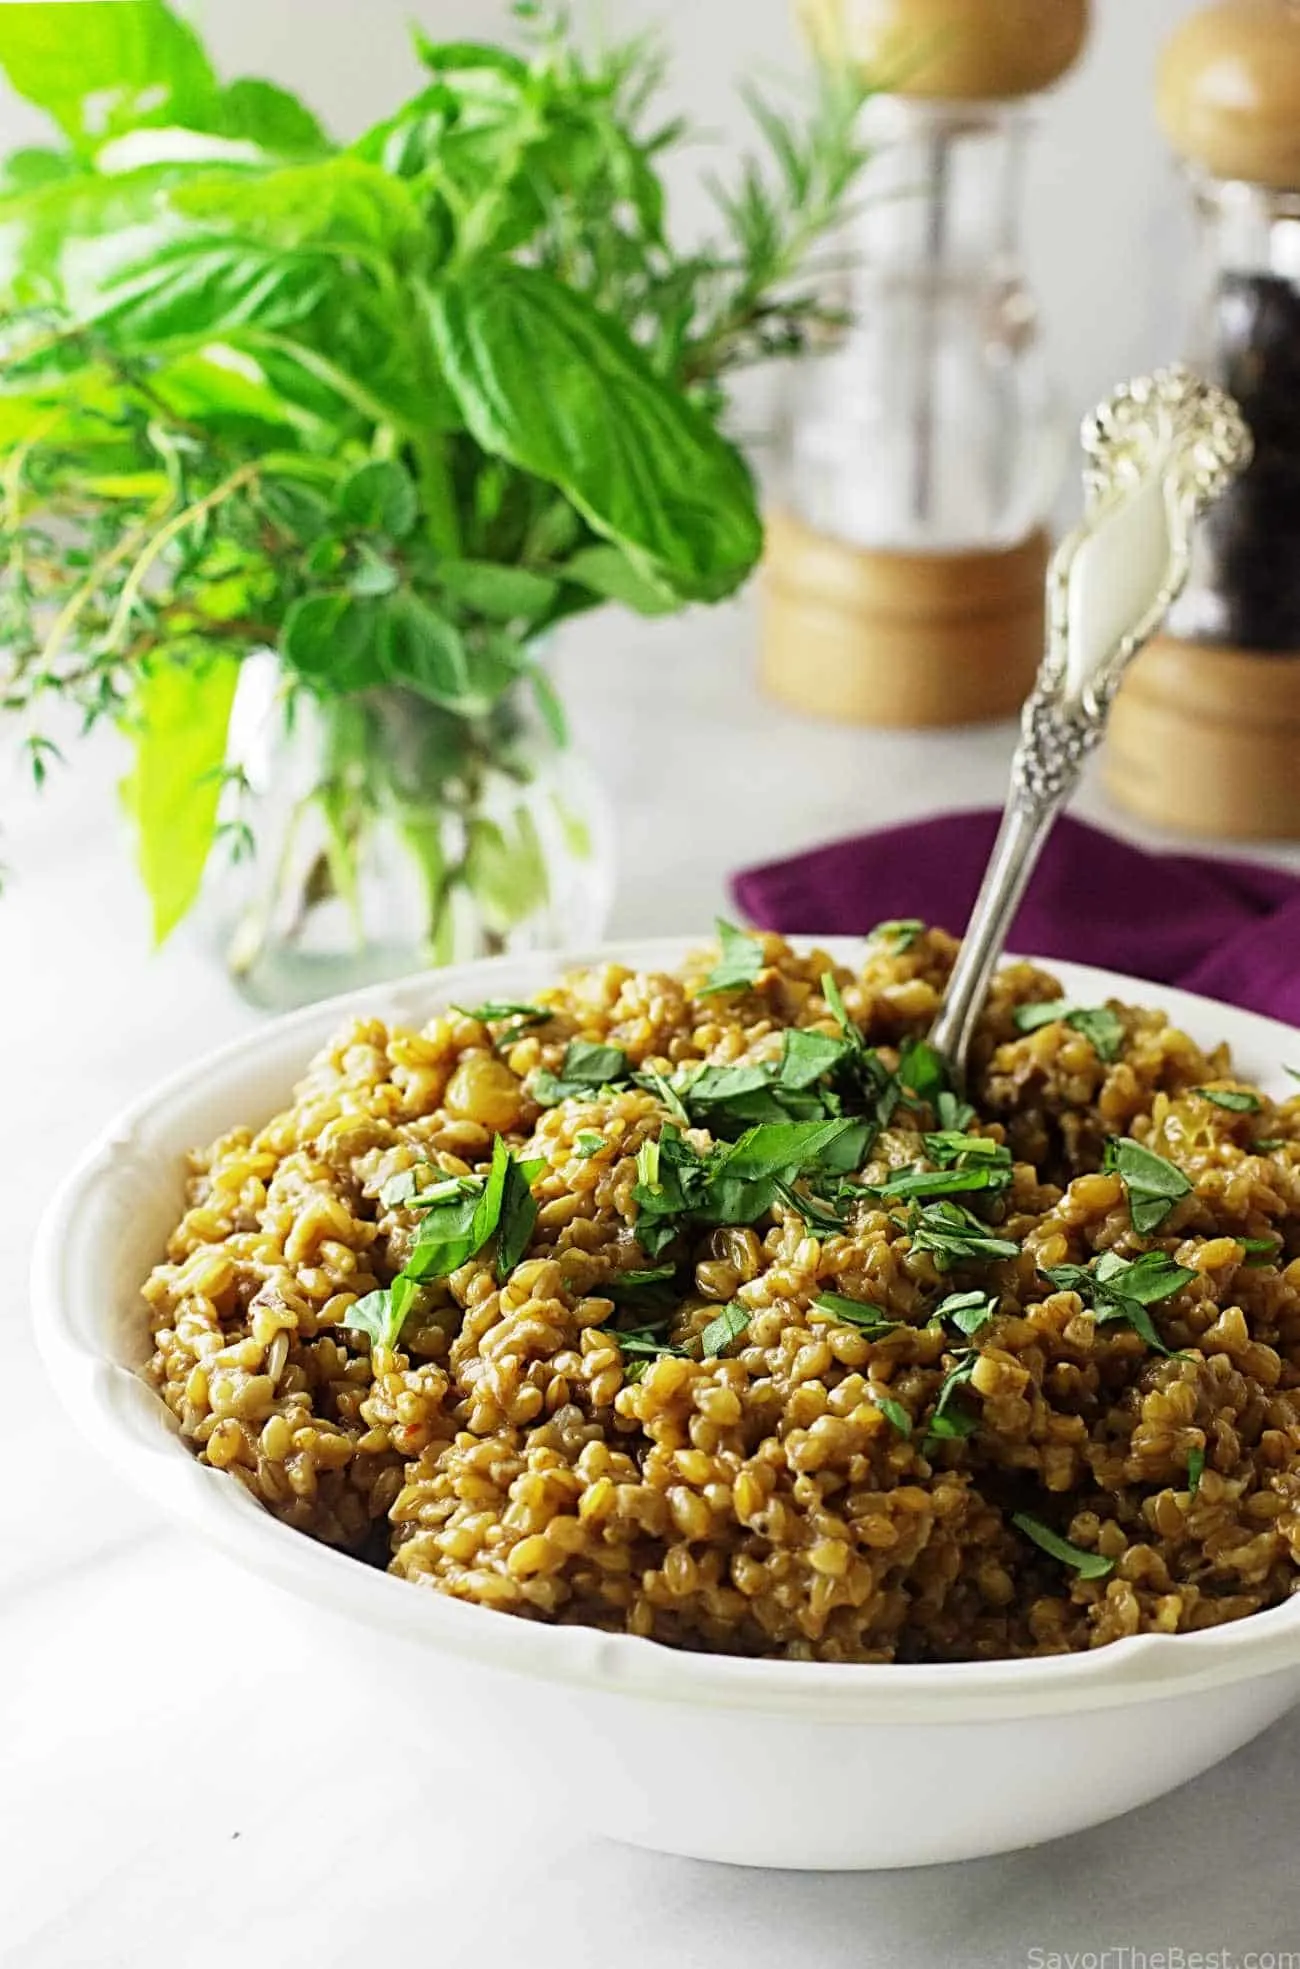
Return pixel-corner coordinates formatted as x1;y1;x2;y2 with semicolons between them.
799;0;1091;99
1159;0;1300;189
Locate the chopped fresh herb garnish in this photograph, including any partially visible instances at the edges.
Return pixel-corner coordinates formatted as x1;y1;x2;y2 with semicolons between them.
606;1266;678;1304
457;999;550;1026
1285;1067;1300;1082
780;1026;854;1089
773;1177;849;1234
812;1292;902;1335
342;1273;420;1351
1012;1000;1125;1063
922;1130;1011;1169
630;1116;871;1256
936;1089;977;1132
532;1038;632;1106
616;1329;682;1359
924;1354;979;1442
574;1131;605;1159
1012;1512;1114;1579
697;919;765;997
871;918;925;952
647;1026;859;1134
380;1167;428;1208
897;1037;949;1104
906;1201;1020;1271
934;1289;999;1336
873;1392;912;1435
1254;1138;1287;1152
700;1303;750;1356
1044;1249;1195;1356
1187;1445;1206;1496
639;1064;691;1127
1193;1087;1262;1113
875;1163;1013;1203
1236;1234;1281;1265
495;1152;544;1279
1104;1137;1193;1234
820;970;858;1045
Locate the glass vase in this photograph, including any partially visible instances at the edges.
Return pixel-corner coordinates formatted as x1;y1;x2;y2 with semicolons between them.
206;651;614;1010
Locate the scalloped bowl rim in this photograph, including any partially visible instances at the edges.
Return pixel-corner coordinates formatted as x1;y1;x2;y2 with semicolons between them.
30;936;1300;1725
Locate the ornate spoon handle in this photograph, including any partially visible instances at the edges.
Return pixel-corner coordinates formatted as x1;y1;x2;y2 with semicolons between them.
928;365;1252;1084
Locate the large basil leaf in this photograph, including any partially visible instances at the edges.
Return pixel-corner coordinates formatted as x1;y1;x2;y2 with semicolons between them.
62;229;335;348
119;648;239;942
0;1;217;150
425;263;762;602
171;157;425;257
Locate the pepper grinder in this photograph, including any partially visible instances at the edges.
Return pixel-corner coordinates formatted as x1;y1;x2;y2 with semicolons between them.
1107;0;1300;837
763;0;1090;728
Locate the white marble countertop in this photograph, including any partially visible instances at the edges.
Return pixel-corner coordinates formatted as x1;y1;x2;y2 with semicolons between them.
4;599;1299;1968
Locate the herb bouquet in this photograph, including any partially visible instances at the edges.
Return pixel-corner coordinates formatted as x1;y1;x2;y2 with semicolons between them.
0;0;869;1004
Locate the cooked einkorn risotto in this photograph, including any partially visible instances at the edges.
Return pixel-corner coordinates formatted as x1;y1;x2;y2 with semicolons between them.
143;927;1300;1660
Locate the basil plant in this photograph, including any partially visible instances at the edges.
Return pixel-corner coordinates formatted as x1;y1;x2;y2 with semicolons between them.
0;0;870;995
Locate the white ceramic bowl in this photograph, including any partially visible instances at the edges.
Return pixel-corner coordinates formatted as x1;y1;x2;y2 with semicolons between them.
31;940;1300;1870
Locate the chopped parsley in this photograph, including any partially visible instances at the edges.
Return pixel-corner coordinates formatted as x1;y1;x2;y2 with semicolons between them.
1104;1137;1193;1235
1013;1000;1125;1063
697;919;766;997
1012;1512;1114;1579
1187;1445;1206;1497
531;1038;631;1106
906;1200;1020;1271
1193;1086;1262;1113
700;1303;750;1356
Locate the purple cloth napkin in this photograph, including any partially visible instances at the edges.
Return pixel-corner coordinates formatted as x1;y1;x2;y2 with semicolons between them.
731;809;1300;1027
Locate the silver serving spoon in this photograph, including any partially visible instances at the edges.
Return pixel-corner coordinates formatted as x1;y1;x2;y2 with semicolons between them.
927;365;1252;1087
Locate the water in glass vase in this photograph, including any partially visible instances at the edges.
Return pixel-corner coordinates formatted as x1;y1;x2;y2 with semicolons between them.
206;653;613;1010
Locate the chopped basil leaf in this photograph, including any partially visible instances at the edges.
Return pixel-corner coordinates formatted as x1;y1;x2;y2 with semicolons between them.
1254;1138;1286;1152
1013;1000;1125;1064
924;1354;979;1441
700;1303;750;1356
697;919;765;997
630;1116;872;1255
936;1089;977;1132
871;917;925;952
1237;1234;1281;1266
1193;1086;1262;1112
875;1163;1012;1202
906;1201;1020;1270
495;1153;544;1280
616;1329;682;1359
1043;1250;1195;1356
723;1116;869;1183
1187;1445;1206;1496
1104;1137;1193;1234
873;1392;912;1436
639;1064;691;1127
456;999;550;1025
780;1026;854;1089
531;1038;632;1106
773;1177;848;1235
342;1275;419;1351
1012;1512;1114;1578
935;1289;998;1336
380;1168;426;1207
897;1037;949;1104
812;1292;902;1335
606;1266;678;1305
574;1131;604;1159
820;970;859;1046
922;1130;1011;1169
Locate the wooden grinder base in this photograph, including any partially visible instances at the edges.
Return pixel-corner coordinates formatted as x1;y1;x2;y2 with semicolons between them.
760;509;1049;728
1106;635;1300;839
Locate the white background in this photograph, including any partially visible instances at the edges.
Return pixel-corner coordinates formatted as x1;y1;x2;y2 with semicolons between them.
5;4;1300;1968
